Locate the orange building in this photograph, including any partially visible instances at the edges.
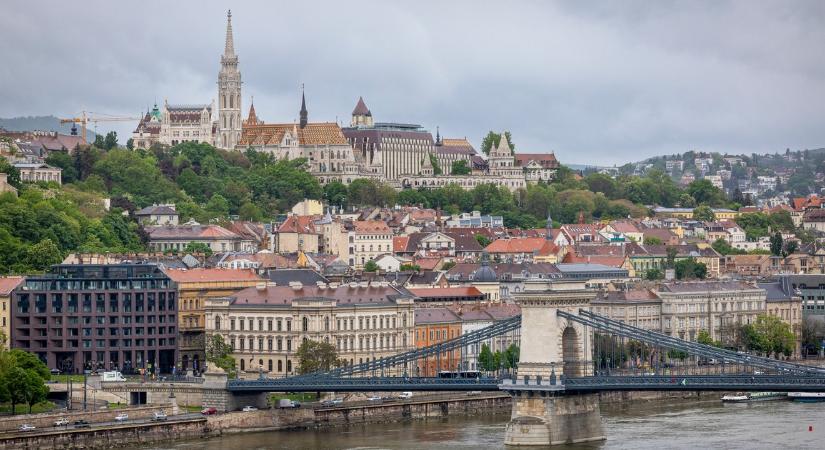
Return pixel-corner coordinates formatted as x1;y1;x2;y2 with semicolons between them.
163;268;262;372
414;308;462;377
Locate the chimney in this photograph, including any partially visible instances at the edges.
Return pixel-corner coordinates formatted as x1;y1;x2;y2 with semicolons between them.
256;282;267;291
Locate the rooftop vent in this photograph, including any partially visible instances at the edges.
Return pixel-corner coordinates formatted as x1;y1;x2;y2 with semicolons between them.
256;282;267;291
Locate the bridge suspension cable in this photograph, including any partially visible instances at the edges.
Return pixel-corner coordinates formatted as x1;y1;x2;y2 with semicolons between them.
558;309;825;375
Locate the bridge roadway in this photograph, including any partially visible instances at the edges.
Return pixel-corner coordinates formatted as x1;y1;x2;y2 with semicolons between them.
227;374;825;393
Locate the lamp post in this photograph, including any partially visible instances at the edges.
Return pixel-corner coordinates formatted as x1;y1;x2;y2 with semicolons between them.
83;369;90;411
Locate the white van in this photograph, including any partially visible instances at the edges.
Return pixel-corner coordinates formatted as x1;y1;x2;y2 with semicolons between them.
102;371;127;382
399;392;413;399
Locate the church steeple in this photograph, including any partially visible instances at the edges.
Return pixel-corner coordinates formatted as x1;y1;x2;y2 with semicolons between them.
299;85;308;129
224;10;235;58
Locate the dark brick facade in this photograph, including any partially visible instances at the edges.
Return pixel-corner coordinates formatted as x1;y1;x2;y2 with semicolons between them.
12;264;177;374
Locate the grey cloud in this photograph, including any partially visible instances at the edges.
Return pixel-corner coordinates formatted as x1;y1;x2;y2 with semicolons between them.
1;0;823;165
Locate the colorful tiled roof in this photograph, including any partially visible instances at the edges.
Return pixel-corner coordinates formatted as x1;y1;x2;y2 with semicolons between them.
239;122;349;146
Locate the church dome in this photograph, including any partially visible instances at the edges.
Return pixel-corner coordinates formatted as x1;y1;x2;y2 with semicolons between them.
473;255;497;282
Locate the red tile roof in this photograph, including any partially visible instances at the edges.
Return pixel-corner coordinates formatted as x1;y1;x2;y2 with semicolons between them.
393;236;409;253
408;287;483;298
354;220;391;234
485;237;558;255
0;276;24;296
278;215;317;234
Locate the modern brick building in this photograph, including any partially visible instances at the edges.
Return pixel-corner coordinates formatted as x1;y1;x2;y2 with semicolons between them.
12;264;177;374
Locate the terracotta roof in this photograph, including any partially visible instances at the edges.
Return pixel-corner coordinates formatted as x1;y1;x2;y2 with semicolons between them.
609;221;641;234
240;122;349;146
803;209;825;222
485;237;557;255
352;97;371;116
514;153;559;168
278;215;317;234
354;220;391;234
147;224;240;240
413;257;442;271
408;287;483;298
163;268;261;283
393;236;409;253
0;276;24;296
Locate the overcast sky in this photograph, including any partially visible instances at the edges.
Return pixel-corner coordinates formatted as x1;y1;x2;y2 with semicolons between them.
2;0;824;165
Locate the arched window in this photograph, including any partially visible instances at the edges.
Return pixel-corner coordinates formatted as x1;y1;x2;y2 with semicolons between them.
240;359;245;371
230;95;234;109
215;316;221;330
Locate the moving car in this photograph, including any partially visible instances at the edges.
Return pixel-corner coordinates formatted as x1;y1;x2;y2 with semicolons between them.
114;413;128;422
367;396;382;402
54;418;69;427
242;406;258;412
19;424;36;432
278;399;300;408
152;411;168;421
102;371;128;382
73;420;91;429
201;407;218;415
399;392;413;400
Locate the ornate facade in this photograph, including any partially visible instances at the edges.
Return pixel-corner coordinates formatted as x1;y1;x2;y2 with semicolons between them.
216;10;242;150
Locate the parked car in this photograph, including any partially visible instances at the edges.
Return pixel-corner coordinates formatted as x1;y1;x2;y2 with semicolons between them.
201;407;218;415
320;399;335;407
73;419;91;428
242;406;258;412
54;418;69;427
152;411;168;421
19;424;36;432
114;413;129;422
399;392;413;400
50;368;61;375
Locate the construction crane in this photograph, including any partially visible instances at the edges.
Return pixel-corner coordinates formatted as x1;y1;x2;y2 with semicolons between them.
60;111;141;144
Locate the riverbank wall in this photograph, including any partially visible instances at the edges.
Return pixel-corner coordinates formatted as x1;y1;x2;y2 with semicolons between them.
0;419;205;449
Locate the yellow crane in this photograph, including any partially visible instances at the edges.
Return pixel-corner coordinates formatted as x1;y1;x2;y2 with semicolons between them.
60;111;141;144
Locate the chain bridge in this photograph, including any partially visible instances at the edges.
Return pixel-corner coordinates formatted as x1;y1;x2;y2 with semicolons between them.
217;288;825;446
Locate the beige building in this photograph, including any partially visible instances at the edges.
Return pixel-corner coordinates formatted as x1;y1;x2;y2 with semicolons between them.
590;289;662;331
656;281;765;345
204;281;416;377
353;220;393;269
0;173;17;196
164;268;262;372
14;163;61;184
0;277;24;348
272;215;320;254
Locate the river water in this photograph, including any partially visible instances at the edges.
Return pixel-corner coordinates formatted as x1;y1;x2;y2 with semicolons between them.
145;399;825;449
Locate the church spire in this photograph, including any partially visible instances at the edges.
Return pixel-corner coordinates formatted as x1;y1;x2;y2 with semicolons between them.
224;10;235;57
299;84;308;129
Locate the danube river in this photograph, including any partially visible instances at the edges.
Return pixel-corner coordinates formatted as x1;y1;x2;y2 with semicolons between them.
145;399;825;449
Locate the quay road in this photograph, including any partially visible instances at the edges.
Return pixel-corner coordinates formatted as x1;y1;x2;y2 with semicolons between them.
1;412;204;438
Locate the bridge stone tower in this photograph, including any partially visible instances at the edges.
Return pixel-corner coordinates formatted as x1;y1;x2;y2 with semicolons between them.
503;286;605;446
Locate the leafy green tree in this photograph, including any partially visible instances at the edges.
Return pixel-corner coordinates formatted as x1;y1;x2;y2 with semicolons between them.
183;241;213;256
686;179;726;207
478;343;495;371
26;239;63;271
238;202;264;221
503;344;520;369
675;258;707;280
363;260;379;272
0;159;21;188
711;238;744;256
126;138;134;150
93;134;105;148
45;152;78;183
692;205;716;222
475;234;492;248
665;246;678;269
428;154;442;175
480;131;514;155
747;315;796;357
770;232;783;257
103;131;118;150
205;334;236;376
397;189;428;206
323;181;348;207
205;193;230;220
450;160;471;175
643;236;662;245
644;268;663;280
296;339;342;374
399;263;421;272
441;261;457;271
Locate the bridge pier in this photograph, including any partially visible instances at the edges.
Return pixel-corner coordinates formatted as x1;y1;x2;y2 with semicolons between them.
505;392;604;446
505;287;604;446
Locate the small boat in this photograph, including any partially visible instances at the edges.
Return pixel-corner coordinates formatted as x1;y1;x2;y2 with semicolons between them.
788;392;825;403
722;392;787;403
721;393;749;402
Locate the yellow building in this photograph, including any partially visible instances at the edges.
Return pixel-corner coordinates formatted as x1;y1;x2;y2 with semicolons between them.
0;277;24;348
164;268;262;372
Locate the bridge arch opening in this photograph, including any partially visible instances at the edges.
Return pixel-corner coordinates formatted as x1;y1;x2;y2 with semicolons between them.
562;326;582;378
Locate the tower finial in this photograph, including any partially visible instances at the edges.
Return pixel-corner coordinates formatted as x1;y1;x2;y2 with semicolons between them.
436;126;441;146
224;10;235;57
299;83;308;129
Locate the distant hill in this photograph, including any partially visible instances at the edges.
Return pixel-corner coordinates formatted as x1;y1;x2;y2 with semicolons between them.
0;115;96;142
